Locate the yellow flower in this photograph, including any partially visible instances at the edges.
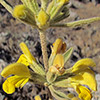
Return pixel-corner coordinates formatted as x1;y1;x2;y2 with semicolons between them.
67;58;97;99
1;42;36;94
69;58;97;91
3;75;29;94
1;63;30;94
49;39;96;100
51;38;66;55
76;85;92;100
70;68;97;91
53;56;97;100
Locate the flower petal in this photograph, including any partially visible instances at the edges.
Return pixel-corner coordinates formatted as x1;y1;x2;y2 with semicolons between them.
20;78;29;88
17;54;29;66
1;63;30;77
2;75;29;94
76;85;92;100
70;68;97;91
6;75;24;84
15;78;26;88
53;54;64;67
20;42;36;64
72;58;96;72
3;79;15;94
6;75;29;88
52;38;63;55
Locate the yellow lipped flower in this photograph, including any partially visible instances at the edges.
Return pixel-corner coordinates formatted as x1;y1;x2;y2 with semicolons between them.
70;68;97;91
68;58;97;91
76;85;92;100
51;38;66;55
1;63;30;94
64;58;97;100
48;39;97;100
1;42;37;94
71;58;97;90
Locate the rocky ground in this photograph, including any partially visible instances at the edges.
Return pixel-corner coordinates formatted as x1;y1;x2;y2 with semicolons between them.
0;0;100;100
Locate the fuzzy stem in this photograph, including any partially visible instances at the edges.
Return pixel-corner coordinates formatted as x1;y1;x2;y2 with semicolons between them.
39;30;48;72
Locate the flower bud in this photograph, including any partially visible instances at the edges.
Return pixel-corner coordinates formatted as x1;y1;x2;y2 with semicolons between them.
20;42;36;64
53;54;64;68
51;38;66;55
49;54;65;75
13;5;36;26
37;9;49;28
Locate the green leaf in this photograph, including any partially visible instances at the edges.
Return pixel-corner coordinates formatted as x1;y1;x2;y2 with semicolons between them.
63;47;73;64
30;61;45;76
49;55;56;67
53;78;72;88
50;17;100;28
21;0;39;14
49;86;71;100
51;6;69;24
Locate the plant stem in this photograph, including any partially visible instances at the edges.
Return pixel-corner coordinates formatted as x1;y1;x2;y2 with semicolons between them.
39;30;48;72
